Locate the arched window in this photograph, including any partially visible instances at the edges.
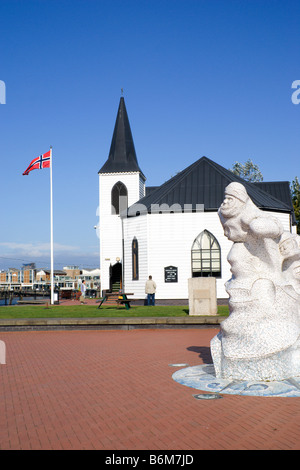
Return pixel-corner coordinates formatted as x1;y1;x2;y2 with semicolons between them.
191;230;221;278
111;182;128;215
132;237;139;280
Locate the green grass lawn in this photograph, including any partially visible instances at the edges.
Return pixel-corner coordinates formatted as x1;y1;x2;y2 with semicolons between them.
0;304;229;319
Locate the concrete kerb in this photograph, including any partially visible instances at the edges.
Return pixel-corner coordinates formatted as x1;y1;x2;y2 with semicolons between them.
0;315;224;331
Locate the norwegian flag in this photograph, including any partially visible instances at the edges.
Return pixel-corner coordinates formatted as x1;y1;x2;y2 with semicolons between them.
23;150;51;175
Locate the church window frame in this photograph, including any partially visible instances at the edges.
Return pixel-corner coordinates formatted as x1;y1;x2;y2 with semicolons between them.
111;181;128;215
132;237;139;280
191;230;221;278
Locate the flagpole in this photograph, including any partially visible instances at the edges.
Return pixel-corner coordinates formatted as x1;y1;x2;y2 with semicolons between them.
50;146;54;305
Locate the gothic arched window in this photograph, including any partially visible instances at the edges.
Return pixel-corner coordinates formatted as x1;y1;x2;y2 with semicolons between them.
191;230;221;278
132;237;139;280
111;182;128;215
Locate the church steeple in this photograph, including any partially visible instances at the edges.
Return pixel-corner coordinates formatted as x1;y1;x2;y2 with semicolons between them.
99;97;144;177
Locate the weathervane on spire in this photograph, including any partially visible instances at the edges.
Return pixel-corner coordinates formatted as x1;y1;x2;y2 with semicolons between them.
121;88;124;96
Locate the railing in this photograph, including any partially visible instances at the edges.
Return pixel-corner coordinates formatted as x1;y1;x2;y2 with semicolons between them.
0;289;51;305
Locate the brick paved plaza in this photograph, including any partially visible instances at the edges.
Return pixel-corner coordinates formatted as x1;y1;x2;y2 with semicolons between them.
0;327;300;450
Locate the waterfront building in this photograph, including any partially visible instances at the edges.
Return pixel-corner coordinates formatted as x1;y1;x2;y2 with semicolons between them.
0;264;36;290
36;268;67;283
0;264;100;293
98;97;296;301
63;265;81;279
79;268;101;290
21;263;36;288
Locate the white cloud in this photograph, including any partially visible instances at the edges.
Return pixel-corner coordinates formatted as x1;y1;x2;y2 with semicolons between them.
0;242;99;270
0;242;79;258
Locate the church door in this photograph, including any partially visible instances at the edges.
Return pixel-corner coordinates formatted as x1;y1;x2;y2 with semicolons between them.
110;262;122;292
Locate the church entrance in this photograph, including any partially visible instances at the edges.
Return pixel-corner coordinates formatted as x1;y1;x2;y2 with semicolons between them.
109;262;122;292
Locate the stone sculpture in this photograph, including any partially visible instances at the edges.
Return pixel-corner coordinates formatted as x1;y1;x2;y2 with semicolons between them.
211;182;300;381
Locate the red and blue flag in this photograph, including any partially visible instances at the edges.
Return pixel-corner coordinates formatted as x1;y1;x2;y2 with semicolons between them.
23;150;51;175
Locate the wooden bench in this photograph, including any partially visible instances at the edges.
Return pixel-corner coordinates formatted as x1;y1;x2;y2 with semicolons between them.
116;299;131;310
97;295;108;308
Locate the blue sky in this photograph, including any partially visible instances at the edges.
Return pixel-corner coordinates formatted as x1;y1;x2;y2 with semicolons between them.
0;0;299;270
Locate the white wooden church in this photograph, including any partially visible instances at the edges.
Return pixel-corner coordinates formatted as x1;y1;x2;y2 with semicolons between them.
98;97;296;301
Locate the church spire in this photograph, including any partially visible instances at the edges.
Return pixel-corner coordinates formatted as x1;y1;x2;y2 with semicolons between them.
99;97;144;176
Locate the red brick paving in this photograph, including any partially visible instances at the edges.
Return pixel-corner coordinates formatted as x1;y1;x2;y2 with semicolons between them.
0;328;300;450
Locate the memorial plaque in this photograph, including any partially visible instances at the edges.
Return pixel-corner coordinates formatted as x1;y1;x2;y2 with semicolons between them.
164;266;178;283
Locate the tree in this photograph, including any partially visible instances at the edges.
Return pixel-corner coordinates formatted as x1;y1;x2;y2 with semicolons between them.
291;177;300;234
230;159;263;182
230;160;299;233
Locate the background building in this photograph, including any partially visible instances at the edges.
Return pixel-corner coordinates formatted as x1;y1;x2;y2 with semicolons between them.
0;264;36;290
0;264;100;293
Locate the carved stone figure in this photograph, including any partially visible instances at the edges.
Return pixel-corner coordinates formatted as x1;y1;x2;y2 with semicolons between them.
211;182;300;381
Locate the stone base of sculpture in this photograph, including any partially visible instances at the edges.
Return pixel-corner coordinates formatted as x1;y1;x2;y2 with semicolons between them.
211;332;300;382
172;363;300;397
188;278;217;316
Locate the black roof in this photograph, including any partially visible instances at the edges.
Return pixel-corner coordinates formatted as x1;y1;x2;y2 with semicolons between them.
145;186;159;196
253;181;295;223
125;156;293;216
252;181;293;210
99;97;145;177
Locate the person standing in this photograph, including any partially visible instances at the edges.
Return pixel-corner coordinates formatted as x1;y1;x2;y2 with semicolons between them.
145;275;156;306
80;280;87;304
